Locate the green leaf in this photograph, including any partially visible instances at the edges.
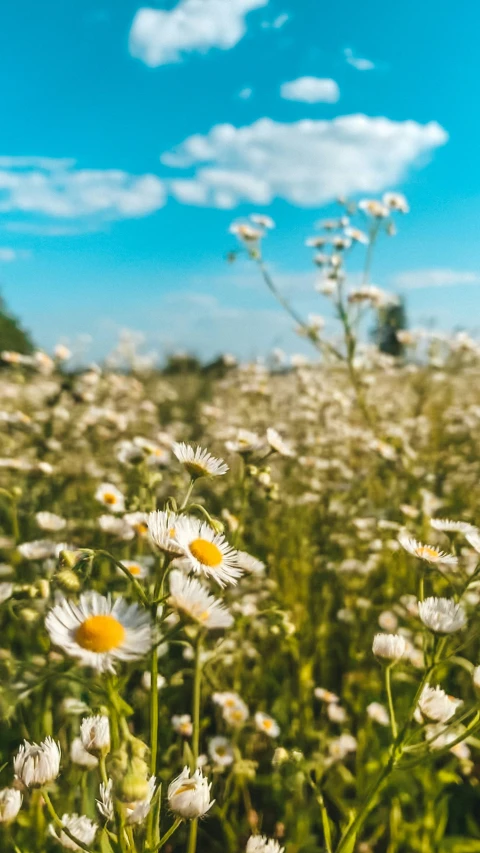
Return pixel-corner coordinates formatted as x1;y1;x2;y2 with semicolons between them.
100;829;115;853
443;839;480;852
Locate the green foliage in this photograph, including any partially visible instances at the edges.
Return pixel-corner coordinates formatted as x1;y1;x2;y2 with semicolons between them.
371;297;408;357
0;292;34;355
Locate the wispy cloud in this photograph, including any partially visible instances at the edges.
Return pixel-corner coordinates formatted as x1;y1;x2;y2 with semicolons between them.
344;48;375;71
129;0;268;67
0;247;30;262
280;77;340;104
164;114;448;208
392;268;480;290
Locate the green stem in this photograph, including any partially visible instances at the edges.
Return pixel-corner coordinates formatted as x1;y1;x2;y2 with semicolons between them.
180;480;195;511
42;790;95;853
95;551;149;605
385;664;398;740
187;633;204;853
335;755;394;853
317;791;333;853
153;818;182;852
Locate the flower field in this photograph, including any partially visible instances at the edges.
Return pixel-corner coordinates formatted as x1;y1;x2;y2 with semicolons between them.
2;202;480;853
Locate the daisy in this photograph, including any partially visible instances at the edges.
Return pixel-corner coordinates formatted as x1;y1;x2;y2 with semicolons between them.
172;714;193;737
430;518;476;534
236;551;266;575
466;529;480;553
97;778;156;825
80;715;110;753
266;428;294;458
367;702;389;726
344;226;369;244
148;510;183;555
167;766;214;819
250;214;275;229
327;704;347;724
314;687;340;703
45;592;152;673
398;532;458;566
14;737;61;787
98;516;135;541
229;222;263;242
382;191;409;213
169;570;234;630
70;739;98;770
172;517;242;587
0;788;22;823
327;734;357;763
18;539;57;561
35;512;66;532
49;813;97;850
418;597;467;634
372;633;408;661
358;198;389;218
415;684;462;723
225;429;265;455
94;483;125;513
213;692;249;727
172;442;229;478
120;559;149;580
255;712;280;738
247;836;284;853
123;512;149;537
208;736;234;768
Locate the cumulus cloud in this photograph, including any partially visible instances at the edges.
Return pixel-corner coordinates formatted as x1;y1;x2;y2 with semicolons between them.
163;114;448;208
281;77;340;103
0;158;166;223
392;269;480;290
344;48;375;71
129;0;267;67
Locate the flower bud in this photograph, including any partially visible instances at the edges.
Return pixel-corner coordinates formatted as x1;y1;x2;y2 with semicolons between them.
80;715;110;755
0;788;22;823
14;737;61;787
56;569;82;592
168;766;214;819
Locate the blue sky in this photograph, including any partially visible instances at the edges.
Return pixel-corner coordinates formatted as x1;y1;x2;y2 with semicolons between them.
1;0;480;361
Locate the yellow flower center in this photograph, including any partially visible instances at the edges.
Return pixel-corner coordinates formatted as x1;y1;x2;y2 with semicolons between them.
76;615;125;652
185;461;208;477
263;719;273;730
416;546;439;560
127;564;142;576
134;523;148;535
174;782;196;796
103;493;118;505
189;538;222;567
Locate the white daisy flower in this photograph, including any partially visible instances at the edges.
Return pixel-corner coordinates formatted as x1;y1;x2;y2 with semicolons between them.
50;813;97;850
266;428;294;458
0;583;13;604
255;712;280;738
98;516;135;541
0;788;22;823
372;633;409;661
70;738;98;770
35;512;67;532
418;597;467;634
229;222;263;242
314;687;340;703
14;737;61;787
45;592;152;673
425;723;470;758
246;836;284;853
97;777;156;825
344;226;369;244
225;429;265;455
327;704;347;724
120;559;149;580
172;517;241;587
367;702;389;726
123;512;149;537
208;736;234;768
382;191;409;213
430;518;476;534
80;715;110;754
466;529;480;553
250;214;275;229
398;532;458;566
142;671;166;691
236;551;266;575
415;684;462;723
94;483;125;513
18;540;57;561
167;766;214;819
173;443;229;478
172;714;193;737
148;510;183;556
358;198;389;218
327;734;357;763
213;692;249;727
169;570;233;630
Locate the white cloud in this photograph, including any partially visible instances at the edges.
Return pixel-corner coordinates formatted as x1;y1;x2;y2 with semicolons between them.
392;269;480;290
0;248;19;262
164;114;448;208
129;0;268;67
280;77;340;104
0;160;166;223
238;87;253;99
261;12;289;28
344;48;375;71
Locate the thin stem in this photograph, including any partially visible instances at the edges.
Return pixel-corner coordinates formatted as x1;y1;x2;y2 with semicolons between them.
95;551;149;605
187;634;204;853
42;790;95;853
180;480;195;511
385;664;398;740
335;755;394;853
317;790;333;853
153;818;182;852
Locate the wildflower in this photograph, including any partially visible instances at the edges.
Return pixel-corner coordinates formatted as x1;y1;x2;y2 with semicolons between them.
314;687;340;703
148;510;183;555
367;702;389;726
430;518;476;534
169;570;234;630
94;483;125;513
225;429;264;455
35;512;66;532
466;529;480;553
45;592;152;673
173;442;229;478
172;517;241;587
250;214;275;229
398;532;458;566
97;777;156;825
172;714;193;737
98;515;135;541
425;723;471;758
236;550;266;575
49;813;97;850
70;739;98;769
229;222;263;242
246;836;284;853
266;428;294;457
213;692;249;727
208;736;234;767
415;684;462;723
358;198;389;218
378;611;399;631
80;715;110;754
344;226;369;244
168;766;214;819
54;344;71;360
18;539;57;560
142;671;166;691
14;737;61;787
418;597;467;634
255;712;280;737
383;191;409;213
121;559;148;579
372;633;408;660
123;511;149;536
0;583;13;604
0;788;22;823
327;703;347;723
327;734;357;763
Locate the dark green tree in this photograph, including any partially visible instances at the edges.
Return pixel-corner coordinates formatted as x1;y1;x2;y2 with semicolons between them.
0;292;34;354
372;297;408;357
